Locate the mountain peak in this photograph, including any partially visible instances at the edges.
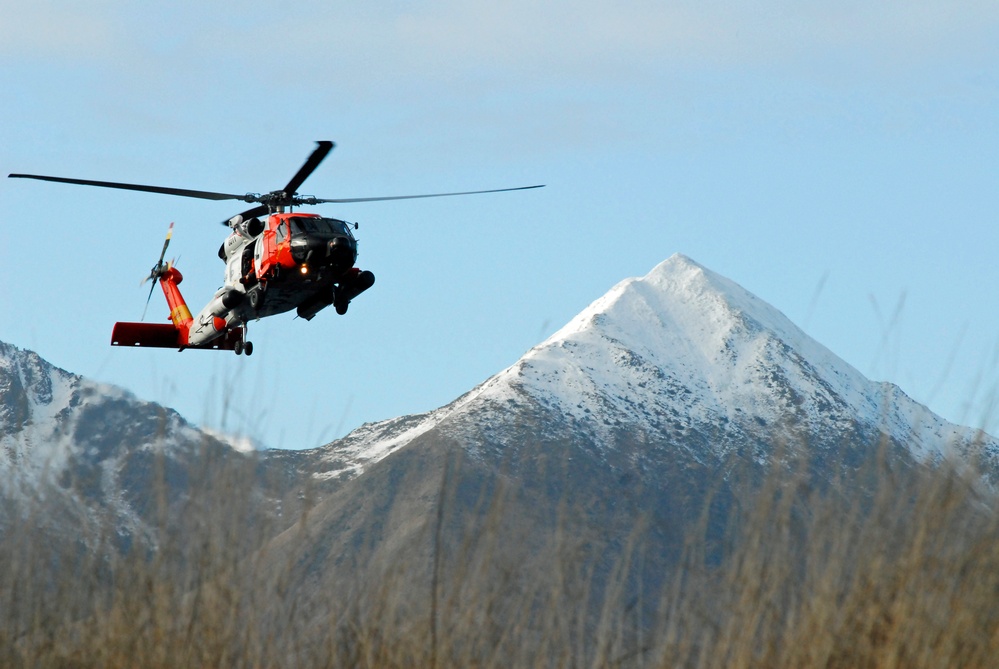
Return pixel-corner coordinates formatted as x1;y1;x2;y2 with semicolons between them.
508;255;996;464
312;255;998;481
530;253;860;396
545;253;821;363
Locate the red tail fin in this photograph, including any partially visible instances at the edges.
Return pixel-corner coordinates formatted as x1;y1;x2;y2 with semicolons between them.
159;267;193;343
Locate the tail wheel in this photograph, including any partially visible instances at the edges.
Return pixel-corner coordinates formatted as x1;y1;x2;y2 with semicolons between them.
234;340;244;355
244;341;254;356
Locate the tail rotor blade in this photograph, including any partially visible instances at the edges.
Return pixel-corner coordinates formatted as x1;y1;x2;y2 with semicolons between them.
156;222;174;268
141;222;175;320
141;281;157;321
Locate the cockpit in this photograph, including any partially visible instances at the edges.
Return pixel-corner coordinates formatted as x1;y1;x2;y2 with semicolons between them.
289;216;355;239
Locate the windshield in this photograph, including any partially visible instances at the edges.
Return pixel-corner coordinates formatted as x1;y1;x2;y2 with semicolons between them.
289;216;352;238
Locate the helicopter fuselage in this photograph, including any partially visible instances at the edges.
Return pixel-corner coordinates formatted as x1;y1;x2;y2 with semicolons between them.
112;211;375;353
220;211;369;319
202;212;374;338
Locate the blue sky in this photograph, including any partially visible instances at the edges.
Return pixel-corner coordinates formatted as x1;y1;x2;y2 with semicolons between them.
2;1;998;449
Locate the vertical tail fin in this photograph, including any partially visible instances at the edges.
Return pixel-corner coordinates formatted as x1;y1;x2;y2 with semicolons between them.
158;267;193;345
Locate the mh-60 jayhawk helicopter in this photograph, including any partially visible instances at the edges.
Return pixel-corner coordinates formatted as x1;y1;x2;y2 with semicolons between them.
9;141;543;355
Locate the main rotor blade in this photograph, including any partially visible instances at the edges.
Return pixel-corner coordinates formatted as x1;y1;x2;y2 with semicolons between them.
308;184;545;204
283;141;334;197
8;173;251;202
222;204;270;226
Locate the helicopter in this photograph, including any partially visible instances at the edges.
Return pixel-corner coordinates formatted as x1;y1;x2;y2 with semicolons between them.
9;141;543;355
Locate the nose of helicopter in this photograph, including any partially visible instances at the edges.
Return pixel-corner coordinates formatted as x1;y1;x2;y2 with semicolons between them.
326;236;356;270
290;232;357;271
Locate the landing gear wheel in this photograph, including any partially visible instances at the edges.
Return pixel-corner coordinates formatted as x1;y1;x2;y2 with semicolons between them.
244;341;253;356
335;301;349;315
234;340;244;356
249;286;265;310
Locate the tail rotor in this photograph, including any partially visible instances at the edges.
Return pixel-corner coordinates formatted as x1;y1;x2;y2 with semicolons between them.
141;222;174;320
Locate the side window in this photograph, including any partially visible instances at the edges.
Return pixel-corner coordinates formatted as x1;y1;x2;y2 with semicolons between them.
276;221;288;243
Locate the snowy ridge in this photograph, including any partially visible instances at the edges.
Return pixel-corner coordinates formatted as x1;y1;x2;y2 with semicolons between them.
1;344;84;474
0;341;247;540
315;254;998;477
311;369;521;480
0;342;208;488
0;343;124;478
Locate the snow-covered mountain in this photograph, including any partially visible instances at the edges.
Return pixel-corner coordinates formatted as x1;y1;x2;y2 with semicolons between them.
0;340;354;549
309;254;998;482
1;342;206;480
0;341;310;544
5;252;997;564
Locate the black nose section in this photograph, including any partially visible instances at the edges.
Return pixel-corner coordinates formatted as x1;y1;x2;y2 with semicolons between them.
327;236;356;270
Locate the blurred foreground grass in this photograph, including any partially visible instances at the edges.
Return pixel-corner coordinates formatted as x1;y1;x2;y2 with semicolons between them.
1;441;996;669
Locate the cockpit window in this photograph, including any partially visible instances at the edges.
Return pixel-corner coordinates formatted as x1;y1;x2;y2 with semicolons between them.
290;216;352;238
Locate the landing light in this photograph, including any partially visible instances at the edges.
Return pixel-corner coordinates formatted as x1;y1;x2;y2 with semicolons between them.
300;265;309;275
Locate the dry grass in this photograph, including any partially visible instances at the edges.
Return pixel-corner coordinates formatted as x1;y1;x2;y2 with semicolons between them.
1;440;997;668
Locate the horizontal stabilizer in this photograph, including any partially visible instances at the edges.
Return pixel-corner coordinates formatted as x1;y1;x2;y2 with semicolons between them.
112;322;181;348
112;322;244;351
